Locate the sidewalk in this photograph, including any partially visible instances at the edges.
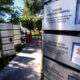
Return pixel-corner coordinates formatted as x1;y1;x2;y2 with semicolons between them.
0;39;42;80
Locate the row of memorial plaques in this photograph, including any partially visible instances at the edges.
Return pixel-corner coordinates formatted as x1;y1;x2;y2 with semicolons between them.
43;58;80;80
0;24;21;30
0;23;13;30
44;0;80;31
1;37;13;44
13;25;21;45
3;49;15;56
14;35;21;40
0;30;13;37
2;44;14;51
43;0;80;80
0;23;15;56
43;33;80;70
13;25;21;30
13;30;21;35
14;40;21;45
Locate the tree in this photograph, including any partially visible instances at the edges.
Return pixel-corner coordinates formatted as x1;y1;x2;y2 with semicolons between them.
21;17;34;40
9;10;20;24
34;16;43;35
21;18;34;32
0;0;14;18
7;6;22;24
21;0;43;38
23;0;44;16
0;18;5;23
22;0;43;30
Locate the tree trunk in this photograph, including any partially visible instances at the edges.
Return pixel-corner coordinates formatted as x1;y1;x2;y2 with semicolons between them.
30;30;32;40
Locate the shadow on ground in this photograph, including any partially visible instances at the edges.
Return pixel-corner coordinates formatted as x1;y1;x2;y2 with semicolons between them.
0;39;42;80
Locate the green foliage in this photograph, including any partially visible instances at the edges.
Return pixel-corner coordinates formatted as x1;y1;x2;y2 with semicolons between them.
0;0;14;17
8;6;22;24
0;0;22;23
21;18;34;31
0;18;5;23
21;0;43;31
23;0;44;16
21;16;43;32
9;10;20;24
32;31;39;35
34;16;43;31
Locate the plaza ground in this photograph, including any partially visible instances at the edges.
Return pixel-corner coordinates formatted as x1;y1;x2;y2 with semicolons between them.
0;39;42;80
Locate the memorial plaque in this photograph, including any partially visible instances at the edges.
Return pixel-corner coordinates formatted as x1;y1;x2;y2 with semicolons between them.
43;34;80;70
13;25;21;30
0;23;13;30
2;44;14;51
1;37;13;44
44;0;80;30
3;49;15;56
13;30;21;35
14;35;21;40
14;40;21;45
0;30;13;37
43;58;80;80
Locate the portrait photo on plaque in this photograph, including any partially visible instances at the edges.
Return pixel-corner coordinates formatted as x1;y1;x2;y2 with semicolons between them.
71;43;80;66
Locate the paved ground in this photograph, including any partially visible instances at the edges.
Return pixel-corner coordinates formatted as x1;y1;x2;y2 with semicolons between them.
0;39;42;80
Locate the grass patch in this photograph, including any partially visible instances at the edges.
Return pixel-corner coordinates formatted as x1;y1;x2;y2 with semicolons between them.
32;31;42;35
32;35;42;39
32;31;42;39
32;31;39;35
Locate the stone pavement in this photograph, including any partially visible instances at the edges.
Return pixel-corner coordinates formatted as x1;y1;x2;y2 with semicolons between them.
0;39;42;80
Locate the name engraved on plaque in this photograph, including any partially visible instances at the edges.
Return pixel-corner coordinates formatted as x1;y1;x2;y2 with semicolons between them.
44;41;68;56
44;0;80;30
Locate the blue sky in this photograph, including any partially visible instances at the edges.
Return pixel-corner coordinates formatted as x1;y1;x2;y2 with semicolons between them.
14;0;24;9
5;0;24;21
